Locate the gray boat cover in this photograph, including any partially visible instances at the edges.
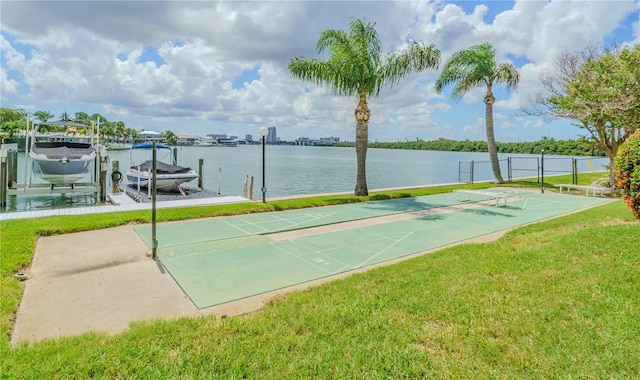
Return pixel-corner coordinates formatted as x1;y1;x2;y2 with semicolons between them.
131;160;193;174
31;144;95;159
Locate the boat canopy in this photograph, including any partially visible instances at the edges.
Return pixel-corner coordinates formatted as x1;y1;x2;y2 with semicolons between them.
35;120;90;128
131;143;172;150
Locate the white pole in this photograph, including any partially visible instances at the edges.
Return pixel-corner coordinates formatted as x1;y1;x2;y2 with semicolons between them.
24;117;31;187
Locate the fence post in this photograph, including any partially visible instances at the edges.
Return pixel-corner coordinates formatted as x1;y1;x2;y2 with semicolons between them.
470;161;474;184
198;159;203;188
572;158;578;185
1;151;7;207
541;150;545;193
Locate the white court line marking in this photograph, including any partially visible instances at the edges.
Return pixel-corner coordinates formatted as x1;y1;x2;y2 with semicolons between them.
220;217;264;236
274;237;356;270
229;212;337;234
353;232;414;268
269;212;338;231
269;242;340;274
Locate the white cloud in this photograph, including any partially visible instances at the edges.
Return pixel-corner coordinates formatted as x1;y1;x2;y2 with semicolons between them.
0;0;638;142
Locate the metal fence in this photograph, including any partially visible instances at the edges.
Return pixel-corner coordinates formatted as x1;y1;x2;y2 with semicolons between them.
459;155;608;184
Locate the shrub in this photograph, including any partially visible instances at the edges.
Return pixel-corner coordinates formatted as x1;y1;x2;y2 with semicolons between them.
614;129;640;219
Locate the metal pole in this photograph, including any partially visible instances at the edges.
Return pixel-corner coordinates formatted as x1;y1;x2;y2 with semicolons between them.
261;135;266;203
541;149;545;194
1;151;7;207
470;160;474;184
152;141;158;260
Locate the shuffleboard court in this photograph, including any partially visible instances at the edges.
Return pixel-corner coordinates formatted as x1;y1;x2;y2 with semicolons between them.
134;193;460;248
135;191;609;308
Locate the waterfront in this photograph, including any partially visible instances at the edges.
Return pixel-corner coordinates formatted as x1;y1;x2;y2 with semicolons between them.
1;145;608;212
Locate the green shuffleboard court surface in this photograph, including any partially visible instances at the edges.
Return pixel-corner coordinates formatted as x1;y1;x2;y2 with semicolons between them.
135;191;609;308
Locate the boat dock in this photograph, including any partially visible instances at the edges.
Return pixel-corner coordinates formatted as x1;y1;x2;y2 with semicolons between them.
0;191;248;221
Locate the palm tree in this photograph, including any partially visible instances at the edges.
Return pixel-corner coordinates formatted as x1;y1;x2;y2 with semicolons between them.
33;110;54;123
435;43;520;183
289;18;440;196
114;121;126;142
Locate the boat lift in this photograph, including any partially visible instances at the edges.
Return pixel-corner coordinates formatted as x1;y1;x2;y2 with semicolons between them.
0;118;109;207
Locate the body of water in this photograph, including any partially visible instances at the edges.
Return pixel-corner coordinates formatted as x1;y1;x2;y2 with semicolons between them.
1;145;608;213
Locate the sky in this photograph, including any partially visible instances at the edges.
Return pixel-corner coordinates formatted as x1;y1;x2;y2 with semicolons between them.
1;1;639;143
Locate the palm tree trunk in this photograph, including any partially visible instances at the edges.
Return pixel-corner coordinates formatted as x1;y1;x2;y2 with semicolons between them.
354;91;370;196
484;88;504;183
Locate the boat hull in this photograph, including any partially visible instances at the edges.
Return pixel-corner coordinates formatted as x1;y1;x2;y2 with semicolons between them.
29;150;96;186
126;169;199;192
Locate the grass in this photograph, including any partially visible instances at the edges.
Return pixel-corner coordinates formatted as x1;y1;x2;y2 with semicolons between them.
1;173;638;378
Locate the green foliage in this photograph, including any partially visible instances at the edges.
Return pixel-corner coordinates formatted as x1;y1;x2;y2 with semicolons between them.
0;108;27;140
336;137;604;156
163;130;179;145
614;129;640;219
535;44;640;181
289;19;440;98
435;43;519;99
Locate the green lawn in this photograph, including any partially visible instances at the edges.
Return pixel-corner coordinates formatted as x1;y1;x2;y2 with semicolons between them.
1;174;638;378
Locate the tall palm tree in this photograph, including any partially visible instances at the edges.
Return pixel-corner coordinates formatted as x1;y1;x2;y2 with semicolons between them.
289;18;440;196
435;43;520;183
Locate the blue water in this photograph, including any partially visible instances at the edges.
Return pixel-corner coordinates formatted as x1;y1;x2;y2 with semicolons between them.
1;145;608;213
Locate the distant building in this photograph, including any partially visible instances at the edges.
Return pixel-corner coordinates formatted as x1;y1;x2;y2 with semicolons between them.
319;136;340;145
294;136;340;146
176;134;198;145
137;130;164;143
245;134;253;143
267;126;277;144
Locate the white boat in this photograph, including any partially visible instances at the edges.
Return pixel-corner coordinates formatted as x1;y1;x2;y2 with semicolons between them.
193;136;214;147
29;120;96;186
126;143;199;192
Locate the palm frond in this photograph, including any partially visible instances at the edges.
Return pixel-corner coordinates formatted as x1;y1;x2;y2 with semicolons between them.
494;62;520;92
378;43;440;95
435;42;519;99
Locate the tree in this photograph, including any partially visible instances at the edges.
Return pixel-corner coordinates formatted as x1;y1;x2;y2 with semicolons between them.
289;18;440;196
435;43;520;183
33;110;54;123
0;107;27;141
114;121;126;142
522;44;640;184
74;112;93;126
124;128;137;143
163;130;178;146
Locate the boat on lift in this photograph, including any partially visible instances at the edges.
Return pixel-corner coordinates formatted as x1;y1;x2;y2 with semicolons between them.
126;143;199;192
29;119;96;186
